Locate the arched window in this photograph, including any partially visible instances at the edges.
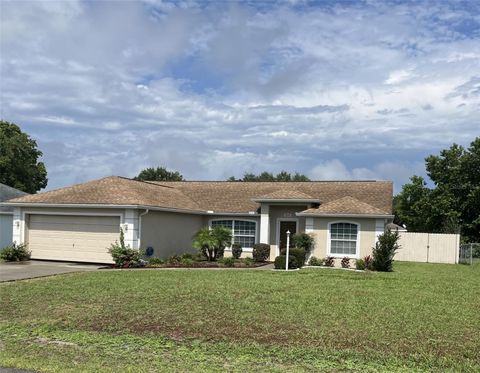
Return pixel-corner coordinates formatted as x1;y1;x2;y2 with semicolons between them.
210;220;257;248
329;222;359;257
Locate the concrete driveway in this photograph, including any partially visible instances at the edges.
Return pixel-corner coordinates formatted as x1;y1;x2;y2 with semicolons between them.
0;260;102;282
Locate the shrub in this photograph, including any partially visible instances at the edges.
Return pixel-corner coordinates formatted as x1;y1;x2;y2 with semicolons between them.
0;243;30;262
289;248;306;268
243;257;254;267
274;255;298;270
355;258;366;270
231;244;243;259
180;257;194;267
308;256;323;266
221;257;235;267
341;257;350;269
324;256;335;267
291;233;314;252
148;257;164;266
372;229;400;272
180;253;194;260
166;255;181;265
252;243;270;262
109;230;144;268
364;255;374;270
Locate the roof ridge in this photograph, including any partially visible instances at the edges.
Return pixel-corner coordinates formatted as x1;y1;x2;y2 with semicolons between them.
117;176;177;190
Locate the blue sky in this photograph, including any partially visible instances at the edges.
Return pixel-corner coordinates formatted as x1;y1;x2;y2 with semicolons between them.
1;0;479;193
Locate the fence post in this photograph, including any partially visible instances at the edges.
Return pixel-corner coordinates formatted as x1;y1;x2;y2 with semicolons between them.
426;233;430;263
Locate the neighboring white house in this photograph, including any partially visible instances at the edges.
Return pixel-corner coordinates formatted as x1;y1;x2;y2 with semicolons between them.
0;183;28;249
0;176;394;263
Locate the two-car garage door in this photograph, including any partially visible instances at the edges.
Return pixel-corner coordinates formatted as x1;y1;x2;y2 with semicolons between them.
28;215;120;263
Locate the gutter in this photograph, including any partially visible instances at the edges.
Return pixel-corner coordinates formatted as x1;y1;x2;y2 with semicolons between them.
138;209;149;248
0;202;260;217
296;212;394;219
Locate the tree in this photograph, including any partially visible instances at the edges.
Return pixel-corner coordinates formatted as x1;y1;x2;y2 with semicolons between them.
134;166;184;181
192;226;232;261
372;229;400;272
394;137;480;242
228;171;310;181
0;120;48;193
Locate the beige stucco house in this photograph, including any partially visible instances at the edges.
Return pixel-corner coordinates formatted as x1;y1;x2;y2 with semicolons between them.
0;176;393;264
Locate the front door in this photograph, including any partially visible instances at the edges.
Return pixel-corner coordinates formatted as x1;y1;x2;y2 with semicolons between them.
279;220;297;251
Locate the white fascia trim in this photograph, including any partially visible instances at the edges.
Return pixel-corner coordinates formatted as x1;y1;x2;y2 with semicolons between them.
296;213;394;219
1;202;260;217
252;198;320;203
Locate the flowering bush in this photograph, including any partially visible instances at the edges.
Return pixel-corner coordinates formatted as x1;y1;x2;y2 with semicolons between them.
324;256;335;267
341;257;350;268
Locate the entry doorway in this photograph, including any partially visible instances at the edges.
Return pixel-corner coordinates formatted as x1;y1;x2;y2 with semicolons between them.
277;219;298;255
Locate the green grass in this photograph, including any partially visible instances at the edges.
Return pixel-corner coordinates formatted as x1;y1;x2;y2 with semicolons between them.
1;262;479;372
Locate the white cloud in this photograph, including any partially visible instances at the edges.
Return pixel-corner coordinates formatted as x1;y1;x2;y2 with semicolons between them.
0;0;479;191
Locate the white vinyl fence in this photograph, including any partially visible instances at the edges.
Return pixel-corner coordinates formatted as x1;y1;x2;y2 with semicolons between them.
396;232;460;264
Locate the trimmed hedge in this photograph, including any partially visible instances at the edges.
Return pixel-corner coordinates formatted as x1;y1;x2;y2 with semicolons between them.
289;248;306;268
274;255;298;270
231;244;243;259
253;243;270;262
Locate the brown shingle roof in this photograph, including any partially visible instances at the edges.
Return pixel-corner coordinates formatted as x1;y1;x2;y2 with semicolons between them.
300;196;388;215
5;177;393;215
254;189;316;200
6;177;200;211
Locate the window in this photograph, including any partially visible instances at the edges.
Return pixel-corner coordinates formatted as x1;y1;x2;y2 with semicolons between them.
211;220;256;248
329;222;358;256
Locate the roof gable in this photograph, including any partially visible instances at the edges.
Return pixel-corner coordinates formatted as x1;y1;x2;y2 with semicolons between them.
300;196;389;215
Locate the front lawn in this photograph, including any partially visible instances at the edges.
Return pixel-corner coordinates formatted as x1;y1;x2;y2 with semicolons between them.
1;262;479;372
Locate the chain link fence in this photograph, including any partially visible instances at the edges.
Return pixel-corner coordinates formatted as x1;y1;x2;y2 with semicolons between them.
459;243;480;265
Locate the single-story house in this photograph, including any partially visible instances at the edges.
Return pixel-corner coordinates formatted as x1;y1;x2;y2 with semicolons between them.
0;176;393;264
0;183;28;249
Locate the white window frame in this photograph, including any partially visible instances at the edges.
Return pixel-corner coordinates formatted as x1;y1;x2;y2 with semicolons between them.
327;221;360;259
209;219;258;251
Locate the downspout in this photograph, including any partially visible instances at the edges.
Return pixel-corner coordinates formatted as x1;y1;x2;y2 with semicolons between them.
138;209;149;249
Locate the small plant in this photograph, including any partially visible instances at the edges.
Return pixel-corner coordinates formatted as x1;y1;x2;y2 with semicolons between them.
243;257;254;267
231;243;243;259
166;255;181;265
324;256;335;267
341;257;350;269
364;255;374;270
252;243;270;262
289;248;306;268
274;255;298;270
109;230;144;268
355;258;366;270
148;257;164;266
180;253;194;260
308;256;323;266
0;243;31;262
180;257;194;267
221;257;235;267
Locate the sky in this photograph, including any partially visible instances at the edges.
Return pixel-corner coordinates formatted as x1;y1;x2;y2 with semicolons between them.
1;0;479;193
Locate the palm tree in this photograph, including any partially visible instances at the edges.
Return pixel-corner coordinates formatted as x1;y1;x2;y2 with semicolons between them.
192;226;232;261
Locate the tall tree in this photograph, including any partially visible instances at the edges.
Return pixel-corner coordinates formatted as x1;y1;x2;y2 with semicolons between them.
228;171;310;181
134;166;184;181
0;120;48;193
394;137;480;242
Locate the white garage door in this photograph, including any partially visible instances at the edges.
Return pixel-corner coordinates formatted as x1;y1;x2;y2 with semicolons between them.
28;214;120;263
